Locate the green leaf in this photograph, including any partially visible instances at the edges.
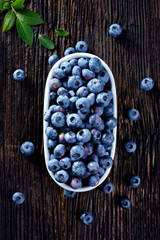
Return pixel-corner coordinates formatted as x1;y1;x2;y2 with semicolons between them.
0;0;5;12
17;10;44;26
38;34;55;49
11;0;25;10
3;10;15;31
55;28;69;37
16;18;33;47
2;2;10;9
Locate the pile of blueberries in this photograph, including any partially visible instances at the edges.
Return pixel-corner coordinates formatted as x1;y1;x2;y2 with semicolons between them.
11;24;154;226
44;40;117;191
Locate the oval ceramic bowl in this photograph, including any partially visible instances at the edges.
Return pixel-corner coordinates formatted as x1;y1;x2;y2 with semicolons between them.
43;53;117;192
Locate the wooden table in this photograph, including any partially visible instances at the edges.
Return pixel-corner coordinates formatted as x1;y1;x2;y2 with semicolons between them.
0;0;160;239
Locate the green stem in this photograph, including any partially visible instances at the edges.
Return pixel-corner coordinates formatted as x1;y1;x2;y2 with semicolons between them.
11;6;17;17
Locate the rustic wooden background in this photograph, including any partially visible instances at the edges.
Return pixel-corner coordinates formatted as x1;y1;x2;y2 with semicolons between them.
0;0;160;239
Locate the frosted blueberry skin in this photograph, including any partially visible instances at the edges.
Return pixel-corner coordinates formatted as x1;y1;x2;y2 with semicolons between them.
64;189;76;198
51;112;66;128
53;144;66;158
60;61;72;75
120;198;131;209
20;141;34;156
56;95;70;108
102;182;114;194
12;192;25;204
127;109;140;121
75;41;88;52
87;161;99;174
70;145;85;161
48;55;59;66
89;57;103;73
64;47;76;56
57;87;69;96
66;113;82;128
48;159;60;172
88;175;100;186
76;97;91;113
59;157;72;169
70;177;82;189
97;70;109;83
87;79;104;93
104;103;114;117
80;212;93;225
52;68;66;79
82;69;95;80
130;176;141;188
105;117;117;130
47;139;57;149
96;92;110;107
125;141;137;153
78;58;89;69
140;77;154;91
99;156;113;169
55;170;69;183
72;65;81;76
108;24;122;38
45;126;58;140
96;144;106;157
76;86;89;97
13;69;25;81
76;129;91;143
68;75;83;90
69;58;78;67
49;78;62;91
72;161;86;177
64;131;77;144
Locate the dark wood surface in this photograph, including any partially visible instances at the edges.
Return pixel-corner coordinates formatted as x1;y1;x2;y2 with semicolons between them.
0;0;160;239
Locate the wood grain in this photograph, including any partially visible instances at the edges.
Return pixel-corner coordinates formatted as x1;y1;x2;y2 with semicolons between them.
0;0;160;239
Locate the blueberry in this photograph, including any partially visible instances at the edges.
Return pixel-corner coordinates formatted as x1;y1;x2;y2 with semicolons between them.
72;66;81;76
64;47;76;56
44;109;51;122
91;105;104;115
13;69;25;81
57;95;70;108
64;131;77;143
103;144;113;151
85;121;93;129
130;176;141;188
100;156;113;169
64;189;76;198
12;192;25;204
69;58;78;66
49;78;62;91
62;79;68;89
59;157;71;169
127;109;140;121
53;144;66;158
125;141;136;153
52;105;65;114
48;55;59;66
66;113;82;128
87;161;99;174
96;120;105;131
81;171;91;179
87;79;104;93
89;114;102;127
91;129;101;143
49;92;56;101
105;90;113;100
108;24;122;38
120;197;131;209
76;129;91;143
47;139;57;149
102;131;114;145
103;182;114;194
45;126;58;139
97;70;109;83
97;167;105;176
76;97;90;113
82;69;95;80
89;154;99;163
72;161;86;177
87;93;96;105
60;61;72;74
57;87;69;96
105;117;117;130
84;143;93;155
20;141;34;156
76;86;89;97
96;92;110;107
48;159;60;172
68;76;83;90
55;170;69;183
50;154;55;160
80;212;93;226
69;90;75;97
58;132;65;143
52;68;66;79
78;58;89;69
70;145;85;161
96;144;106;157
51;112;65;127
89;58;102;73
70;177;82;189
75;41;88;52
104;103;114;116
78;110;89;120
88;174;99;186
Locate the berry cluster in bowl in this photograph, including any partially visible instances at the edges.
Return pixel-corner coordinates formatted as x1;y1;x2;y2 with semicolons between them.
43;43;117;192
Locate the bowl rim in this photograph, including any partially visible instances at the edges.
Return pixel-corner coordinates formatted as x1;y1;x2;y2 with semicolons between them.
43;52;117;192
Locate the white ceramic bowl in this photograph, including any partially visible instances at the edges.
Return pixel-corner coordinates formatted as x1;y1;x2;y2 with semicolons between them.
43;53;117;192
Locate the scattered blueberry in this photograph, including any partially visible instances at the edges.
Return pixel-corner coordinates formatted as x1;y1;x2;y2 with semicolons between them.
103;182;114;194
125;141;137;153
20;141;34;156
140;77;154;91
80;212;93;225
108;24;122;38
127;109;140;121
13;69;25;81
75;41;88;52
64;189;76;198
55;170;69;183
120;197;131;209
130;176;141;188
12;192;25;204
48;55;59;66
